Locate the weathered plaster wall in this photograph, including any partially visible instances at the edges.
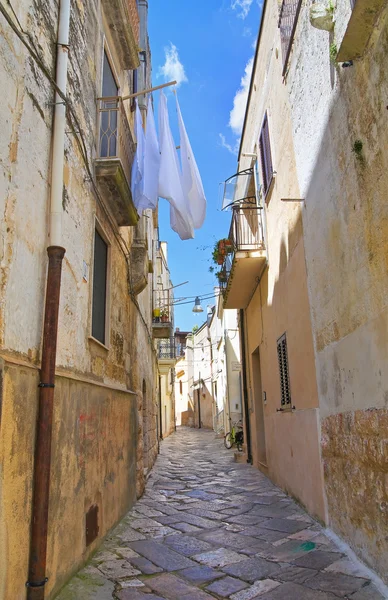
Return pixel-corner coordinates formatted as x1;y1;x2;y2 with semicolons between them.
238;0;325;520
0;0;159;597
0;362;137;600
193;323;214;430
287;0;388;580
160;370;175;438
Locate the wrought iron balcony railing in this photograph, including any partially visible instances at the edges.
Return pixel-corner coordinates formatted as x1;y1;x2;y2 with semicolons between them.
97;97;135;189
158;339;176;361
220;203;266;291
153;289;172;324
229;203;265;251
95;97;138;226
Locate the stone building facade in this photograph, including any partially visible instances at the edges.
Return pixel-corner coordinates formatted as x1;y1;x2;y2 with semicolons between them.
210;292;242;436
287;0;388;581
0;0;166;598
154;242;177;440
220;0;388;583
221;0;325;520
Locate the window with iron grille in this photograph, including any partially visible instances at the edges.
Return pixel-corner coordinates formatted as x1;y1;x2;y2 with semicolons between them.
92;229;108;344
278;0;303;75
259;113;273;196
277;333;291;406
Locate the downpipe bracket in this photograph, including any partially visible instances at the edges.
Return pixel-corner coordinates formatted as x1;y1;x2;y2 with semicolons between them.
26;578;48;588
38;382;55;388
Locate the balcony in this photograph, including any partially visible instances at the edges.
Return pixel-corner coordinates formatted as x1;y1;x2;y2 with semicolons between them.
337;0;385;62
221;203;267;309
157;339;177;372
95;98;139;227
101;0;140;69
152;289;173;339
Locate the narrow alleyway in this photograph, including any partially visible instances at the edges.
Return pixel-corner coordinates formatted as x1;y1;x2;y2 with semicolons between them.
56;429;385;600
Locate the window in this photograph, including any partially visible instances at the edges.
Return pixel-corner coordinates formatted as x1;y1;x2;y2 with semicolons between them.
100;50;119;157
92;228;108;344
277;333;291;407
278;0;303;75
259;113;273;196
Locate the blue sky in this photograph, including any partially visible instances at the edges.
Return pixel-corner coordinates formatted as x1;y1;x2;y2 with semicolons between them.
148;0;263;331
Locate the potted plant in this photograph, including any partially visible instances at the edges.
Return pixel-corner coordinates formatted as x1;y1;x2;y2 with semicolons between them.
212;239;233;265
160;307;169;323
153;307;160;322
216;270;227;283
218;238;233;253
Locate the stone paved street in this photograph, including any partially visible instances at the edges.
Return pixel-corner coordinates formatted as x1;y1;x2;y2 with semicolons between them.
56;429;386;600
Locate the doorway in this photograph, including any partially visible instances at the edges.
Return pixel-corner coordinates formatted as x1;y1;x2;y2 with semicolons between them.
252;347;267;466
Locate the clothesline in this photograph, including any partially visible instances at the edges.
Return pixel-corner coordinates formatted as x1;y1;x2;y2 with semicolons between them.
131;90;207;240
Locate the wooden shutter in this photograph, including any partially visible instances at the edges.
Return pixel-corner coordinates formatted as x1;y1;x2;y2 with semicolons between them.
92;229;108;344
277;333;291;406
259;113;273;196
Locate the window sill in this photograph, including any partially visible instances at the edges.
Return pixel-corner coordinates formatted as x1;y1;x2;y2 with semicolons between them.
277;405;295;413
88;336;109;352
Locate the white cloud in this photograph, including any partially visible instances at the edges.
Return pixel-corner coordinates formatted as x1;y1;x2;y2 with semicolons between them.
159;43;188;87
229;56;254;135
231;0;263;19
231;0;254;19
219;133;240;156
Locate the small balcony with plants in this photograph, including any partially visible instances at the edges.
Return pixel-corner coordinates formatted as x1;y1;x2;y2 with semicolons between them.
218;167;267;309
95;98;139;227
152;289;173;339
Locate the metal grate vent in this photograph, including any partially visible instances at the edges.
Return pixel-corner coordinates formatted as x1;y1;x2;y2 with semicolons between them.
86;504;99;546
277;333;291;406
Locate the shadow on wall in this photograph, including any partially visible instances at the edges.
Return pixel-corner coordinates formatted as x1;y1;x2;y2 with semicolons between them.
289;13;388;581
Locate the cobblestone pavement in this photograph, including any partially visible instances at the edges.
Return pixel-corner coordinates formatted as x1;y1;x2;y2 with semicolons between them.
56;428;386;600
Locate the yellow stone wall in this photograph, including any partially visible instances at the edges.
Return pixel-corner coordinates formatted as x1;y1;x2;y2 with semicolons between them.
0;0;159;597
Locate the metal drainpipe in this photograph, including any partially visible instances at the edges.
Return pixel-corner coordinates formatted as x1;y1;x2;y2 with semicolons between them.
223;328;232;431
197;371;202;429
159;375;163;440
26;1;69;597
239;309;252;464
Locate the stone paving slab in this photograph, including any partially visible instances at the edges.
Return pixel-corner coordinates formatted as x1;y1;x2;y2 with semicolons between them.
55;428;387;600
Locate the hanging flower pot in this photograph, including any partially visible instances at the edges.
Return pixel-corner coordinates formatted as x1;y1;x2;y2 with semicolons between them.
160;308;169;323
